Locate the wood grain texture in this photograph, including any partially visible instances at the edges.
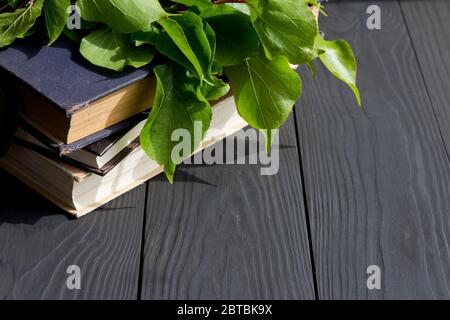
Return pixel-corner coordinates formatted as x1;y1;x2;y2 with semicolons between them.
0;169;145;299
141;117;316;300
295;1;450;299
400;0;450;151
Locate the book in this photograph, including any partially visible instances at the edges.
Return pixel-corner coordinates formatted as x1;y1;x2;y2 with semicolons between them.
14;115;148;175
13;135;140;176
0;38;155;144
0;97;248;218
67;119;146;169
17;112;148;155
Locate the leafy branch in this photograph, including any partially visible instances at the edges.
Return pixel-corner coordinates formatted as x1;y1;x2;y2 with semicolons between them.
0;0;361;182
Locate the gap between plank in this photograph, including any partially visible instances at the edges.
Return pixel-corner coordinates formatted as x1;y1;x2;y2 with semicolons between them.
398;0;450;165
137;181;149;300
293;110;320;300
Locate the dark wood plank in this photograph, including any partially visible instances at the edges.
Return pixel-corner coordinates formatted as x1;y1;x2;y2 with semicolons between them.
400;0;450;150
0;169;146;299
295;1;450;299
141;116;316;300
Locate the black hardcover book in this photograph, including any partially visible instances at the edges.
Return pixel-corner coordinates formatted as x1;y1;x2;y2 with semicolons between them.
0;37;151;113
0;37;155;144
18;113;148;155
13;136;141;177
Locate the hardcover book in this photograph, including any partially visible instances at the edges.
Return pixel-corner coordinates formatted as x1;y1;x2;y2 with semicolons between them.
0;97;248;217
17;112;148;155
0;38;155;144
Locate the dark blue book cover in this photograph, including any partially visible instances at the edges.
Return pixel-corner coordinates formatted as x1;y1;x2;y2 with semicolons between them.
0;37;152;116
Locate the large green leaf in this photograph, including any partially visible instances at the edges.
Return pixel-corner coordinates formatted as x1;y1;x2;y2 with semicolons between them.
225;53;301;130
44;0;71;45
0;0;44;48
202;5;260;66
80;26;155;72
249;0;318;64
140;64;212;182
315;35;361;106
76;0;167;34
155;12;213;81
200;20;230;100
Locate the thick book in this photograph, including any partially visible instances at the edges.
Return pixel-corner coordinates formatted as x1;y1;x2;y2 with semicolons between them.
66;119;146;168
15;115;146;171
0;38;155;144
0;97;248;218
14;116;147;175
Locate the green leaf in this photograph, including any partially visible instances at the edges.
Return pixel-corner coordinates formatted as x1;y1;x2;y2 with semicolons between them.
171;0;213;11
80;26;156;72
202;5;260;66
201;76;230;100
249;0;318;64
225;53;301;130
76;0;168;34
315;35;361;106
63;26;83;43
140;64;212;182
131;26;160;47
306;61;317;78
156;14;219;95
261;129;277;153
226;3;251;15
155;12;213;80
16;24;36;39
203;18;216;61
0;0;44;48
44;0;71;45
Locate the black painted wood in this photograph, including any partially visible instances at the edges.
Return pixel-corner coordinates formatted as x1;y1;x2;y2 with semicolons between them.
141;117;316;300
294;1;450;299
400;0;450;151
0;169;145;299
2;0;449;301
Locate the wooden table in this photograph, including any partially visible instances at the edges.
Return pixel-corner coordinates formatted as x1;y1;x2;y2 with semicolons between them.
1;0;450;299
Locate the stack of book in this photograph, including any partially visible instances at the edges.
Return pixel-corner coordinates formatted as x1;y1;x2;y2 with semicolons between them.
0;38;247;218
